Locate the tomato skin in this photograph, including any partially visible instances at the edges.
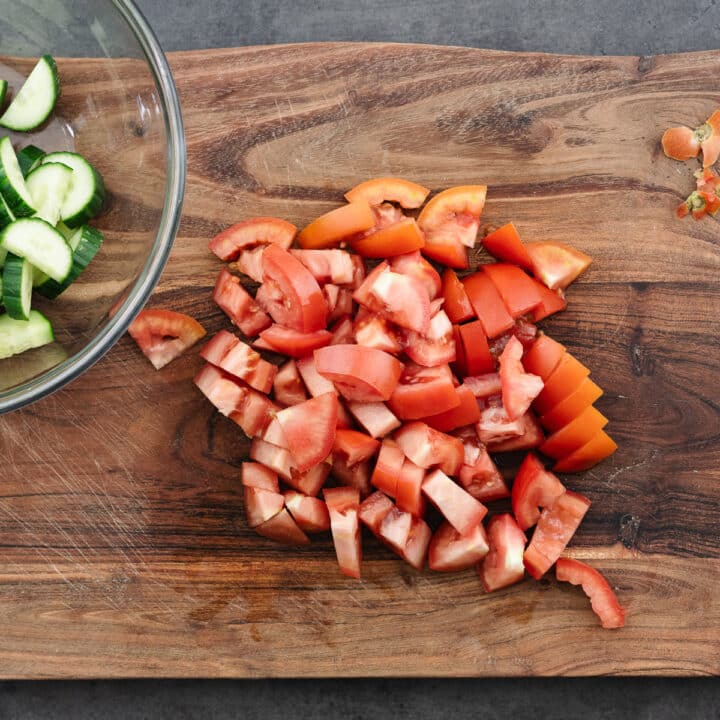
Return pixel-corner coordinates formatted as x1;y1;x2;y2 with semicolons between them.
244;486;285;528
523;490;591;580
254;508;311;545
388;362;459;420
358;491;394;536
422;384;480;433
499;336;544;420
479;514;527;592
511;452;566;531
428;521;489;572
347;401;401;438
403;309;456;368
539;405;608;459
522;334;566;380
555;558;625;629
390;251;442;301
370;439;404;497
241;462;280;493
662;125;700;161
553;430;618;473
129;309;207;370
298;201;376;249
315;344;404;402
483;263;543;318
540;377;603;432
259;324;332;358
529;280;567;322
526;241;592;290
333;429;381;466
209;217;297;261
486;411;544;453
457;436;509;502
324;486;362;579
458;320;495;375
481;222;534;271
351;218;425;258
442;268;475;323
462;271;514;338
273;359;308;407
213;268;272;337
395;458;427;517
532;353;590;415
283;490;331;533
345;177;430;208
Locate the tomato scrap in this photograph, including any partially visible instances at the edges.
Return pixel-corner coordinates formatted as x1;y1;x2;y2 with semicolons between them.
662;109;720;167
128;309;206;370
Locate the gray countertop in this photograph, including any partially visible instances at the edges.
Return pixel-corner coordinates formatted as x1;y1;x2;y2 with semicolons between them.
4;0;720;717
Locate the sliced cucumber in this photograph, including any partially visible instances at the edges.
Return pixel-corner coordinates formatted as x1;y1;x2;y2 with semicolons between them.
0;136;35;216
16;144;45;177
0;193;14;232
0;55;59;132
0;80;7;108
0;217;71;282
41;151;104;228
25;161;72;225
2;252;32;320
0;309;54;359
35;225;103;299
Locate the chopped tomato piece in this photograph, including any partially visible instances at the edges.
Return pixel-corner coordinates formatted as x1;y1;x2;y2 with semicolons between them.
404;309;456;367
523;334;566;380
358;491;394;536
395;458;426;517
533;353;590;415
315;344;404;402
499;336;544;420
235;245;265;282
349;254;366;289
291;461;332;496
329;315;355;345
511;317;538;351
395;422;465;476
378;506;413;554
325;285;354;322
213;267;271;337
423;384;480;432
370;439;404;497
298;201;376;249
401;516;432;570
351;218;425;258
486;411;544;453
295;354;335;397
428;521;489;572
457;436;509;502
249;437;295;482
539;405;608;459
241;462;280;492
261;417;288;448
260;325;332;358
290;249;356;285
366;266;431;333
347;401;401;438
479;514;527;592
442;268;475;323
662;124;700;161
390;251;441;300
463;372;502;398
334;429;380;466
273;359;308;407
526;241;592;291
476;402;525;445
462;270;514;338
345;177;430;208
451;325;468;377
209;217;296;261
511;452;566;531
388;362;459;420
481;223;534;271
352;260;388;310
676;167;720;220
556;558;625;629
201;331;277;393
244;486;284;528
129;309;206;370
540;377;603;432
524;490;590;579
229;390;277;438
255;508;311;545
324;486;362;578
483;263;543;318
354;309;403;354
553;430;618;473
283;490;331;533
331;456;372;496
458;320;495;375
422;469;487;534
529;280;567;322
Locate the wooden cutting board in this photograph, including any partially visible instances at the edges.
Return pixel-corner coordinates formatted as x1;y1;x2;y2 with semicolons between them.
1;43;719;678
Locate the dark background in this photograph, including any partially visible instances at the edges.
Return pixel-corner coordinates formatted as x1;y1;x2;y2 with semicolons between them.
4;0;720;716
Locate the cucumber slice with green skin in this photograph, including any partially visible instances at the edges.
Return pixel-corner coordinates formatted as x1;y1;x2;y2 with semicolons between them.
16;144;45;177
0;309;54;359
35;225;103;299
0;193;14;233
2;252;32;320
25;161;72;226
41;152;105;228
0;136;35;216
0;80;7;109
0;55;59;132
0;217;71;282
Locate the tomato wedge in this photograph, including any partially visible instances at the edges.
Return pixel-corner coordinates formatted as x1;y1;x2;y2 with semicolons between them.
499;336;544;420
524;490;590;579
553;430;618;473
529;280;567;322
333;429;380;466
539;405;608;459
366;266;431;333
283;490;331;533
476;402;525;445
481;223;534;271
388;362;459;420
359;491;394;536
324;486;362;578
483;263;543;318
295;354;335;397
378;506;413;554
347;401;401;438
526;241;592;290
540;377;603;432
213;267;271;337
462;270;514;338
395;458;426;517
290;249;356;285
479;514;527;592
511;452;566;531
273;359;308;407
523;334;566;380
354;309;403;354
533;352;590;415
315;344;404;402
244;486;285;528
403;309;456;367
298;201;376;249
209;217;297;261
345;177;430;208
241;462;280;492
255;508;311;545
458;320;495;375
463;372;502;399
332;456;372;496
402;516;433;569
442;268;475;323
370;439;405;497
396;423;465;476
556;558;625;629
236;245;265;282
129;309;206;370
428;521;489;572
422;383;480;432
421;469;487;534
486;411;544;453
259;324;332;358
457;437;509;502
351;218;425;258
390;251;442;301
249;437;295;481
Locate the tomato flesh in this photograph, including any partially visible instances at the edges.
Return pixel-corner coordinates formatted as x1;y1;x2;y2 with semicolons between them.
236;245;265;282
476;401;525;445
479;514;527;592
367;266;431;333
422;469;487;534
458;320;495;375
359;491;394;536
462;271;514;338
244;486;285;528
334;429;381;466
324;486;362;578
428;520;489;572
273;359;308;407
388;362;459;420
259;324;332;358
298;201;376;249
370;439;404;497
255;508;311;545
457;436;509;502
395;458;427;517
529;280;567;322
422;383;480;432
351;217;425;258
481;222;534;271
290;249;356;285
483;263;543;318
442;268;475;323
526;241;592;290
241;462;280;492
347;401;401;438
395;422;465;476
499;336;544;420
511;452;566;531
401;516;433;569
283;490;331;533
403;309;456;367
213;267;271;337
332;456;373;496
390;250;442;301
463;372;502;399
354;309;403;354
129;309;207;370
486;411;544;453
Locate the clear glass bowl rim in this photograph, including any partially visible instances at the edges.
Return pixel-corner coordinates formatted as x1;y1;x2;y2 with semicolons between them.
0;0;186;415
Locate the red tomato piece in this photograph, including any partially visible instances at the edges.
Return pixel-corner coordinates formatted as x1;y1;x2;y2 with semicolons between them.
523;334;566;380
539;405;608;459
209;217;296;261
249;437;295;481
510;318;538;351
358;491;394;536
291;461;332;497
298;201;376;249
553;430;618;473
524;490;591;579
401;516;432;570
255;508;310;545
199;327;237;366
261;244;328;332
526;241;592;290
483;263;543;318
390;251;442;301
244;486;284;528
462;271;514;338
476;402;525;445
324;486;362;579
378;506;413;554
353;260;388;310
421;469;487;534
229;390;277;439
261;417;288;448
428;520;489;572
556;558;625;629
442;268;475;323
273;359;308;407
540;377;604;432
345;177;431;208
451;325;468;377
354;309;403;354
499;336;544;420
395;422;464;476
331;456;372;496
366;266;431;333
458;320;495;375
532;353;590;415
289;249;356;285
241;462;280;492
213;268;271;337
511;452;566;531
486;411;544;453
334;429;381;466
351;218;425;258
388;362;459;420
423;384;480;432
283;490;331;533
347;401;401;438
236;245;265;283
328;287;354;322
463;372;502;399
371;439;404;497
403;309;456;367
457;436;509;502
350;254;366;289
481;222;534;271
295;353;335;397
479;514;527;592
395;458;426;517
329;315;355;345
529;279;567;322
128;309;206;370
315;344;404;402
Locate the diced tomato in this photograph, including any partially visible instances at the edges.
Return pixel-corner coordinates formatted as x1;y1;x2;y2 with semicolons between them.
129;309;206;370
290;249;356;285
378;506;413;554
350;254;366;289
486;411;544;453
511;318;538;351
451;325;468;377
199;328;238;366
230;390;277;438
261;244;328;332
329;315;355;345
354;309;403;354
241;462;280;492
533;353;590;415
358;491;394;535
291;461;332;496
390;251;442;301
499;336;544;420
404;309;456;367
511;452;566;531
524;490;591;579
481;222;534;271
331;456;372;496
371;439;404;497
262;417;288;448
295;353;335;397
529;279;567;322
209;217;297;261
526;241;592;290
351;218;425;258
255;508;310;545
457;436;509;502
250;438;295;481
275;392;337;472
522;334;566;380
395;422;464;476
347;401;401;438
366;266;431;333
423;384;480;432
540;377;603;432
283;490;331;533
273;359;308;407
352;260;388;310
236;245;265;282
555;558;625;629
327;286;353;322
442;268;475;323
244;486;284;528
388;362;459;420
395;458;426;517
213;267;271;337
401;516;432;570
345;177;430;208
463;372;502;399
462;270;514;338
315;344;404;402
479;514;527;592
324;486;362;578
421;469;487;534
458;320;495;375
539;405;608;459
483;263;543;319
298;201;376;250
334;429;380;466
553;430;618;473
476;402;525;445
428;521;489;572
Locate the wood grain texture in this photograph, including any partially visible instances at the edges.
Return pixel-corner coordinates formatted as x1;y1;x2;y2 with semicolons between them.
0;43;719;678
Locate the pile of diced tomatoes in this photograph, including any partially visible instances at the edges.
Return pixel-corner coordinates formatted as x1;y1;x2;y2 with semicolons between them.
130;178;625;629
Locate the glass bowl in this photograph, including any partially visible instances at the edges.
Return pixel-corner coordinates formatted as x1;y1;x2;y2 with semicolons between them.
0;0;185;413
